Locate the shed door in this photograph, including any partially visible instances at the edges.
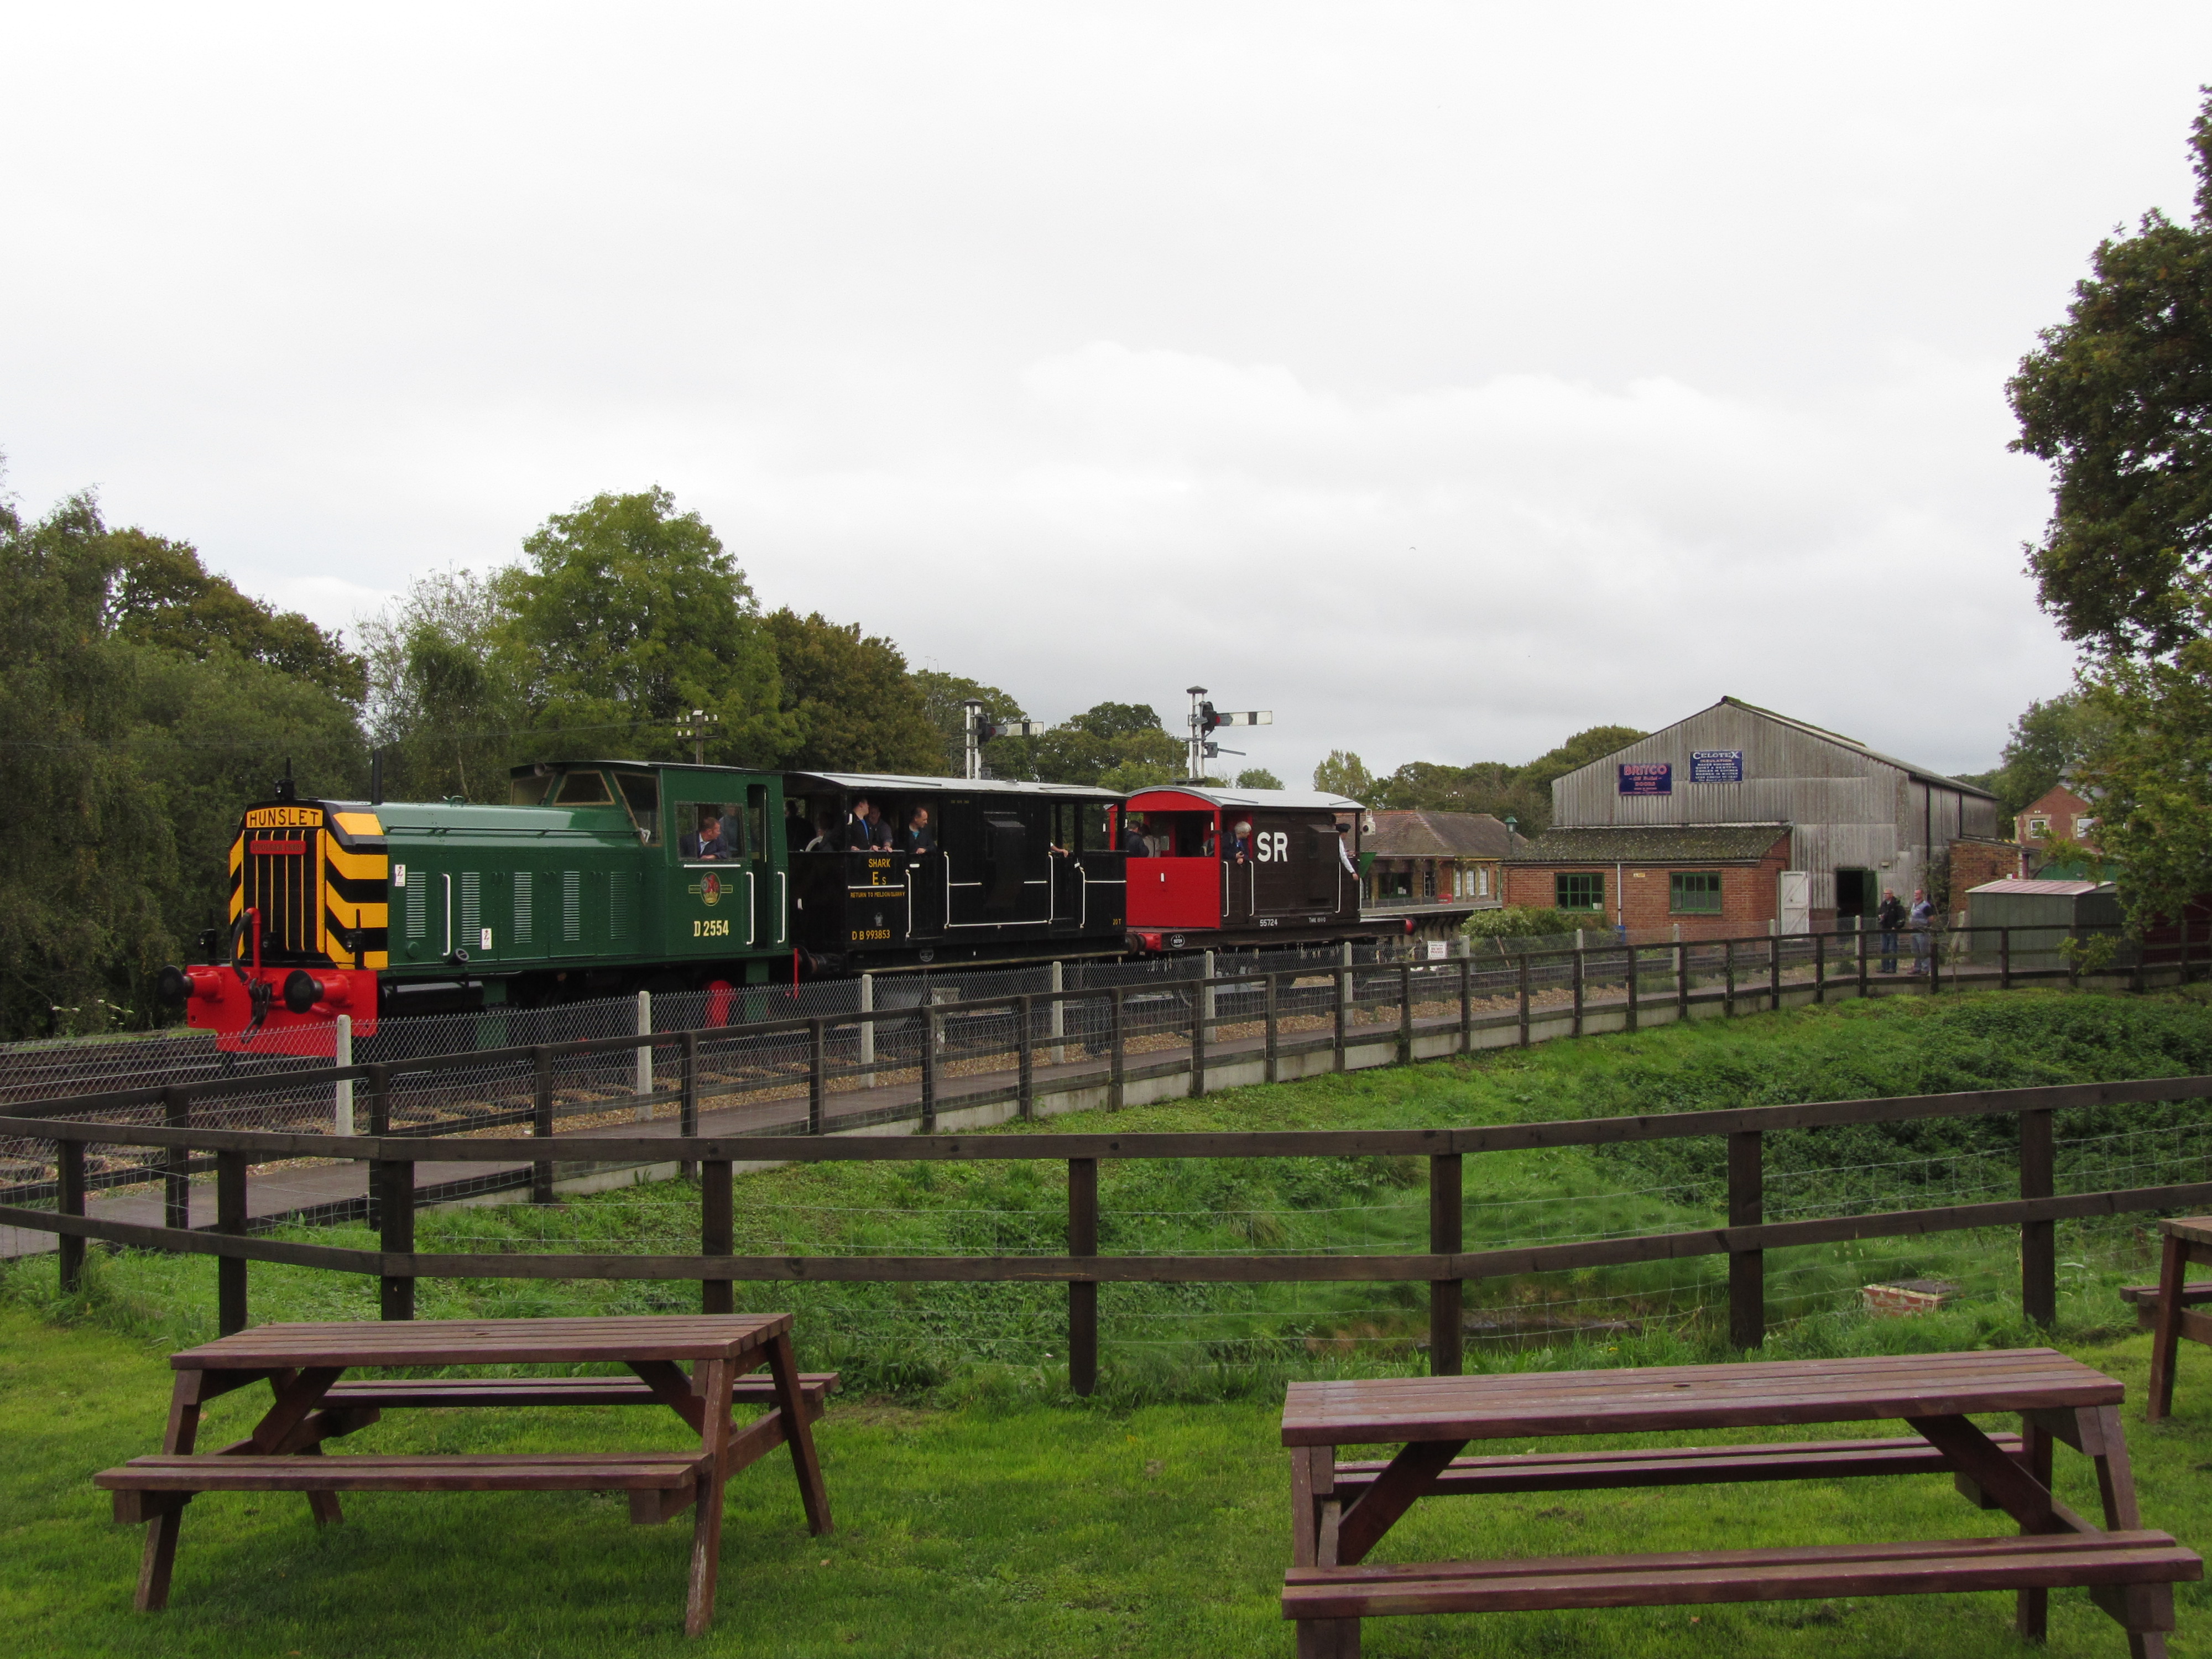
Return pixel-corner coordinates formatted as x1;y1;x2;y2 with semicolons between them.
1778;870;1810;935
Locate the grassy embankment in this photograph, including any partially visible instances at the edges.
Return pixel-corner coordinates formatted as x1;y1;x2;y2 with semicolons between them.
7;989;2212;1655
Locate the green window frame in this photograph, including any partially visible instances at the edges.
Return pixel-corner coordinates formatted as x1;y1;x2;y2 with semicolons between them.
1555;872;1604;912
1670;871;1723;914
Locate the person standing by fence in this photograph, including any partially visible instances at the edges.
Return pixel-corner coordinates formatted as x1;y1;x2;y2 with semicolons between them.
1908;888;1934;977
1877;888;1905;974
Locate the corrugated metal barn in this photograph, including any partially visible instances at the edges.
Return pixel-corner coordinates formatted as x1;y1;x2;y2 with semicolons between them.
1548;697;1999;925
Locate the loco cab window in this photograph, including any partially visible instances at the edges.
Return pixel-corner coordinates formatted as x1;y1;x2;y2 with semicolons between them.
676;786;766;862
614;772;660;844
552;770;613;806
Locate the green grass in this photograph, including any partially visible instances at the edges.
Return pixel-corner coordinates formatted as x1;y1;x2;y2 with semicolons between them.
8;1308;2212;1656
11;988;2212;1654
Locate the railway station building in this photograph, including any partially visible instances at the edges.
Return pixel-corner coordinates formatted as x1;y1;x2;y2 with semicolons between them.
1359;809;1520;911
1502;697;2000;937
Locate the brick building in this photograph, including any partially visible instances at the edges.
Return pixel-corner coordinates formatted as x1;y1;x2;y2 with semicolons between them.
2016;782;2099;852
1503;823;1793;940
1361;810;1518;910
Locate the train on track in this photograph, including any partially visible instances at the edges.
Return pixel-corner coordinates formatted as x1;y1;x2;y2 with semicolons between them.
158;759;1392;1051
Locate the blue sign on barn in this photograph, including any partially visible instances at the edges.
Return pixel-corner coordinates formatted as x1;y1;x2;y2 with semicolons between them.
1691;749;1744;782
1618;762;1672;796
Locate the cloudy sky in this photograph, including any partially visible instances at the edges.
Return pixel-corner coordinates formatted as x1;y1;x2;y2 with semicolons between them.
5;5;2209;782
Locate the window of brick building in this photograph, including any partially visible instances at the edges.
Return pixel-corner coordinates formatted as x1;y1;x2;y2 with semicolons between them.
2027;817;2049;838
1670;871;1723;914
1422;864;1437;900
1556;872;1604;912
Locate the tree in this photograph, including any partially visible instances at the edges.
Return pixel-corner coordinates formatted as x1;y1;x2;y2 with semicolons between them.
764;609;943;774
1313;750;1375;799
106;530;366;703
0;488;176;1035
1022;702;1183;786
358;567;523;802
910;670;1025;776
2008;93;2212;656
1235;766;1284;789
1959;690;2117;818
2079;628;2212;925
497;487;793;765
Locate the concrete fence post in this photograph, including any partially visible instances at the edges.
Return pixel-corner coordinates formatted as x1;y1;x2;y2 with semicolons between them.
634;989;653;1120
333;1014;354;1137
859;972;877;1086
1050;959;1066;1065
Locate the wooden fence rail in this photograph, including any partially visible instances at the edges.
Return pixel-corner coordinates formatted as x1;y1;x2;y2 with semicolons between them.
4;1071;2209;1394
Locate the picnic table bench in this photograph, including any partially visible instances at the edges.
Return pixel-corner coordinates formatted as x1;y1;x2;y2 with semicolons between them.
1282;1349;2198;1658
2147;1216;2212;1422
95;1314;833;1636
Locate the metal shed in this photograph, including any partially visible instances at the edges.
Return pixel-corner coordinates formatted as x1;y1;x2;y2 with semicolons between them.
1963;878;2122;969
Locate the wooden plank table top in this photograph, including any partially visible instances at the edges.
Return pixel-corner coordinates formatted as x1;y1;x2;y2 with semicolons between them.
166;1313;791;1370
1283;1348;2119;1445
2156;1214;2212;1250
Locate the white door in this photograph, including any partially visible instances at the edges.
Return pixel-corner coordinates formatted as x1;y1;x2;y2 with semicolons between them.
1778;870;1811;935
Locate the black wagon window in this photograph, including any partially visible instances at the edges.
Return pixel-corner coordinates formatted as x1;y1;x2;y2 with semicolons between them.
1555;872;1604;912
1670;871;1723;914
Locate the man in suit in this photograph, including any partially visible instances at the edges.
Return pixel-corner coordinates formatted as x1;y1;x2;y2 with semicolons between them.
681;813;729;860
843;797;878;851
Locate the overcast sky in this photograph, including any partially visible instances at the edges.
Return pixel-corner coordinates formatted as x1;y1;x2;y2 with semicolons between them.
6;5;2209;782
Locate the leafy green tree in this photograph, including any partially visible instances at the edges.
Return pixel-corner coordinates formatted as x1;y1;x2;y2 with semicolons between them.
496;488;793;765
1313;750;1375;799
1234;766;1283;789
2008;93;2212;656
2079;628;2212;924
909;670;1026;776
1022;702;1182;786
358;568;523;802
0;489;176;1035
764;609;943;774
1958;691;2117;818
106;530;366;703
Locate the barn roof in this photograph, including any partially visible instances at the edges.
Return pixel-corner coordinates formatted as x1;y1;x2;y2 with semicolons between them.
1709;698;1997;799
1363;810;1519;859
1508;822;1792;863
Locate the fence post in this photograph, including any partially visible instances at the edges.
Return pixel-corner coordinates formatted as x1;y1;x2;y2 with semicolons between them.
921;1004;939;1131
1676;940;1688;1022
1050;959;1066;1065
378;1154;415;1321
1571;946;1584;1037
1517;952;1531;1048
216;1148;248;1335
859;972;877;1087
1018;993;1037;1117
1333;956;1349;1071
1108;986;1126;1108
1625;944;1640;1033
333;1013;354;1136
1768;933;1782;1011
2020;1109;2056;1328
1201;950;1216;1036
57;1139;86;1296
1397;961;1414;1064
1458;957;1473;1052
2000;926;2011;992
1191;978;1209;1098
1429;1153;1462;1377
1858;922;1869;999
1813;932;1825;1005
701;1158;734;1315
1728;1130;1764;1350
679;1029;699;1178
1068;1157;1098;1396
807;1016;826;1134
634;989;653;1121
1264;973;1280;1083
531;1046;555;1206
1723;939;1736;1018
163;1086;189;1238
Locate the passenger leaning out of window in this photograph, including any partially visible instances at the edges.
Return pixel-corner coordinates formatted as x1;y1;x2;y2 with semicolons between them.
682;813;728;860
1226;819;1254;863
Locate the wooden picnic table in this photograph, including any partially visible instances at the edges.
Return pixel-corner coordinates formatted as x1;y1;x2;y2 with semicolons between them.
2147;1215;2212;1422
95;1313;833;1636
1281;1348;2198;1658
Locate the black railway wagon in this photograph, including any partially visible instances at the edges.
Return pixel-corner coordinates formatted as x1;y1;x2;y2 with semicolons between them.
781;772;1129;972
